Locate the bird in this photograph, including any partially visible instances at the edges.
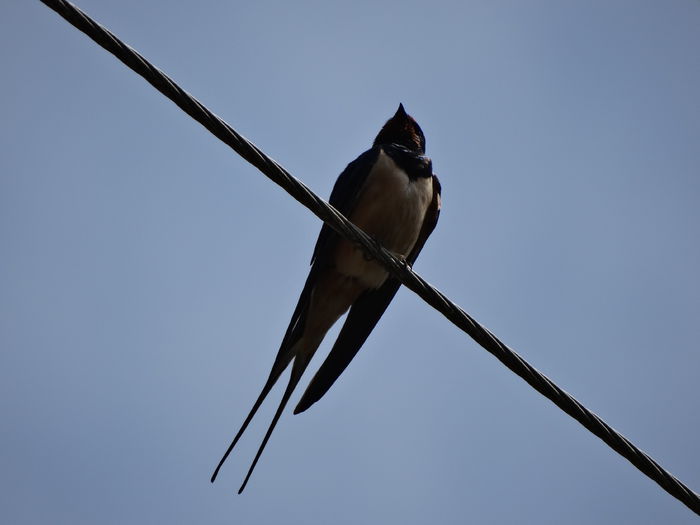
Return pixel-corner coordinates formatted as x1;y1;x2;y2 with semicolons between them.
211;103;442;493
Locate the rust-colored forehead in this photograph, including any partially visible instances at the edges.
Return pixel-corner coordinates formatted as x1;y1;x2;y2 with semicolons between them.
373;108;425;152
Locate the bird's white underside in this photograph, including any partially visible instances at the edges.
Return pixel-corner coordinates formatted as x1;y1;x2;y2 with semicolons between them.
335;148;433;289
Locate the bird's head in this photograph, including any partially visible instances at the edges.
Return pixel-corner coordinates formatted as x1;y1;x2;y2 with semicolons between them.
373;103;426;154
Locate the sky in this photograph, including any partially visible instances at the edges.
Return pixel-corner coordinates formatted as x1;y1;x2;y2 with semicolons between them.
2;1;699;523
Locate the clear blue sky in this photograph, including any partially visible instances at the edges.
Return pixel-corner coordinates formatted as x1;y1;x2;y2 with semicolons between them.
2;1;698;523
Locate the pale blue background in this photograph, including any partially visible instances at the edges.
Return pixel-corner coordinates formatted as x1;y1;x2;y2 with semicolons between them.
2;1;699;523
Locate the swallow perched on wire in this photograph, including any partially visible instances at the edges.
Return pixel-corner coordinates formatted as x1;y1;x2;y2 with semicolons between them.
211;103;442;492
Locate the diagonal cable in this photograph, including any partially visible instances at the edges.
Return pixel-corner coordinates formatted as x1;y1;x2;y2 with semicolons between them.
39;0;699;515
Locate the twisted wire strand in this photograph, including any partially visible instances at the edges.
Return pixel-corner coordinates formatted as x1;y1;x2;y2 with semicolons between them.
40;0;699;515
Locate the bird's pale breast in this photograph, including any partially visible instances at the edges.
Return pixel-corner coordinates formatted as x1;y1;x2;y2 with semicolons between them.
335;149;433;289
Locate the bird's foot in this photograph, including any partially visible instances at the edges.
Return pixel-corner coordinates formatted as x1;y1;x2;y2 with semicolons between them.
394;253;412;272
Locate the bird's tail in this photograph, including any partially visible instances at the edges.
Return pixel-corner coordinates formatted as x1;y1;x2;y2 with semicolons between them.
210;347;295;483
237;342;316;493
211;274;316;484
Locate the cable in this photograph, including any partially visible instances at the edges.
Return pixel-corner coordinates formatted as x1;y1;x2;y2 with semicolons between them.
39;0;700;515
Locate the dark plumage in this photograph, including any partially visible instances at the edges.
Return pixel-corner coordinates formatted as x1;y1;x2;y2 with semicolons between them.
211;104;442;493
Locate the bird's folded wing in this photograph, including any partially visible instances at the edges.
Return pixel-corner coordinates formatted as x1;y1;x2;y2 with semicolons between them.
294;174;442;414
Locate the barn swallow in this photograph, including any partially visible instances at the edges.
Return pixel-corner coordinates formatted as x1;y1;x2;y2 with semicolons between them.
211;103;441;493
